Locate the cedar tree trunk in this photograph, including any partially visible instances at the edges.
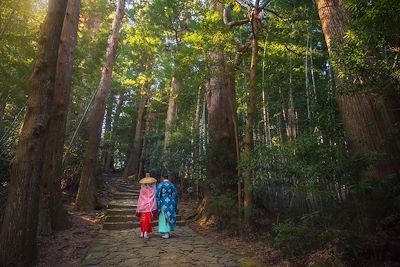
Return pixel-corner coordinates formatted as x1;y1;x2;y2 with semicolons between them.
38;0;80;235
0;1;68;265
75;0;125;211
315;0;400;179
123;89;148;179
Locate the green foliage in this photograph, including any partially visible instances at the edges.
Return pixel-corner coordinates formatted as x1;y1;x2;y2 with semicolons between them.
272;213;336;257
250;132;365;211
338;175;400;264
0;1;45;169
143;133;165;177
206;192;238;225
163;126;194;174
334;0;400;95
1;0;398;264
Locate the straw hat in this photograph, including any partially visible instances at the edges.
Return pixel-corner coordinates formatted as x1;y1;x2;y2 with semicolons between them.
138;176;157;184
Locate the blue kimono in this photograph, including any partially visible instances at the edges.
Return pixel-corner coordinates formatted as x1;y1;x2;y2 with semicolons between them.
156;180;178;232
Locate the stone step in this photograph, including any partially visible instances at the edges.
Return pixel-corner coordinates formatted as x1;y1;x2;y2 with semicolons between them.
113;193;139;198
103;221;134;230
107;208;136;216
116;192;139;195
108;203;137;209
116;190;139;194
133;220;186;227
113;196;139;200
117;188;139;192
105;214;183;223
103;220;186;230
117;184;139;188
113;196;138;200
117;185;140;189
105;215;135;223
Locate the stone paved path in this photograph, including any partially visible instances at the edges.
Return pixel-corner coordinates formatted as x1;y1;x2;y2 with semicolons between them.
83;178;243;266
82;227;242;267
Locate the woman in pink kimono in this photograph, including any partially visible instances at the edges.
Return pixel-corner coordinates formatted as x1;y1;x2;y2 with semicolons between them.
135;173;157;239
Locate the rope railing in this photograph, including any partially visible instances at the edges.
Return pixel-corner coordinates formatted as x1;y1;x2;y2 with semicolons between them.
62;86;100;168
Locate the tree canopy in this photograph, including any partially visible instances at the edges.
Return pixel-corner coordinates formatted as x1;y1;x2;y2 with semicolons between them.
0;0;399;265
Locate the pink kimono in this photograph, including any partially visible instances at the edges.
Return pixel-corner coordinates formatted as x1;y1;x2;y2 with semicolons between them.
136;184;157;234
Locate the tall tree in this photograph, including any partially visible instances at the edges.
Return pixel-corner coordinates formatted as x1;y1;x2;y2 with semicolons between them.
75;0;126;211
123;85;149;179
102;93;114;173
205;51;238;193
164;76;179;148
38;0;81;235
224;0;272;225
202;2;238;221
0;0;68;265
164;76;180;179
315;0;400;179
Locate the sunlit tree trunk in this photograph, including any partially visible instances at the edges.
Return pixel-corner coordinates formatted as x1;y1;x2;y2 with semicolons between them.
102;93;114;173
243;7;261;225
316;0;400;179
138;110;153;178
104;92;125;170
0;1;68;265
193;86;202;199
38;0;80;236
261;36;271;146
305;33;311;120
164;76;179;180
113;93;125;127
164;76;179;149
137;138;147;179
309;40;317;110
123;88;148;179
75;0;125;211
205;47;238;214
287;86;297;139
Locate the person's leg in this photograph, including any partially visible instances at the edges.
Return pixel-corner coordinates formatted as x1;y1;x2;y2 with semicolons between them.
139;213;145;237
158;210;171;238
143;212;152;238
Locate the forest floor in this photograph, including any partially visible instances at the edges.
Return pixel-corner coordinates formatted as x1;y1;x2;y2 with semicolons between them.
35;176;308;267
179;197;291;267
38;208;101;266
37;180;115;267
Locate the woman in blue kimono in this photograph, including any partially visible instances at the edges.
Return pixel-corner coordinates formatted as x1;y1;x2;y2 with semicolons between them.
156;176;178;239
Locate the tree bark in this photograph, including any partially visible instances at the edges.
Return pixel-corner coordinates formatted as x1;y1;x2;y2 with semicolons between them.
102;93;114;173
287;86;297;140
205;49;238;202
38;0;80;236
123;89;148;179
0;1;68;265
113;93;126;128
75;0;125;211
261;36;271;146
164;76;180;180
193;86;202;199
104;92;125;171
164;76;179;149
315;0;400;179
201;3;239;223
243;7;261;225
138;111;152;179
